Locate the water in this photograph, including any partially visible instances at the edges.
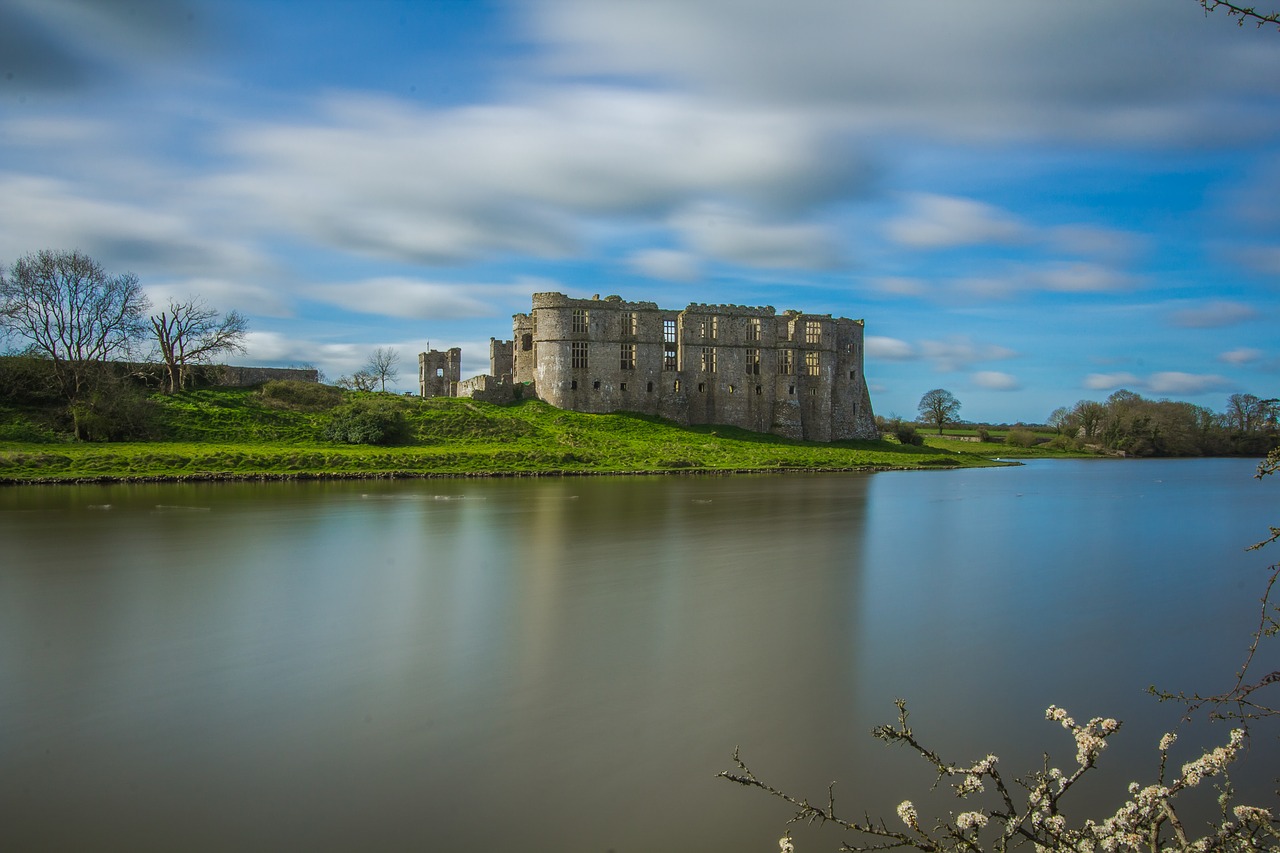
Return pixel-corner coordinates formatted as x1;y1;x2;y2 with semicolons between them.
1;459;1275;851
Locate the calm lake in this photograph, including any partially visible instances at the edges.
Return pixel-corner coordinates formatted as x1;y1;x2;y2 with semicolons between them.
2;458;1276;851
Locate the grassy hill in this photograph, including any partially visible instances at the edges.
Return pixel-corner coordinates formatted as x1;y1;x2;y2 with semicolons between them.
0;382;1071;483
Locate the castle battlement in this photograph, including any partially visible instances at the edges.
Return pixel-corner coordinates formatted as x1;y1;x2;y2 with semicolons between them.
421;292;877;442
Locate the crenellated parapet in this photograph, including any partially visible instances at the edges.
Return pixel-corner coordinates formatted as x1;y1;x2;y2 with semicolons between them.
420;292;877;442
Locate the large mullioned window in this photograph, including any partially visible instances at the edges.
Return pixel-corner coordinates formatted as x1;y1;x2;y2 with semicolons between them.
572;309;588;334
572;341;588;369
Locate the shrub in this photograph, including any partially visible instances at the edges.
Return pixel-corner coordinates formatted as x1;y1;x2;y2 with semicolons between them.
976;427;991;443
894;422;924;446
1005;427;1038;448
324;398;409;445
259;380;344;411
1045;434;1079;452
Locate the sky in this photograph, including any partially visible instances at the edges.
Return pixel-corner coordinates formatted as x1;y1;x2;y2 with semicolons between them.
2;0;1279;423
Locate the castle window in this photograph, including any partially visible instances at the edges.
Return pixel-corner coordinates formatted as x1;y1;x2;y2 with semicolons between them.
594;380;601;390
664;344;677;371
646;381;653;393
436;368;444;378
805;321;820;344
746;348;760;375
727;385;735;394
521;333;533;351
779;349;794;375
749;318;761;341
789;385;795;395
805;351;820;376
663;319;676;343
674;379;680;392
571;380;578;390
572;341;588;369
698;382;706;393
700;347;716;373
850;370;856;380
620;382;627;392
755;385;762;395
572;308;588;334
620;343;636;370
710;315;718;340
621;311;637;336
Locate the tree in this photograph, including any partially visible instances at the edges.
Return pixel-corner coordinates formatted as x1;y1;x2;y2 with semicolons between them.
1200;0;1280;30
917;388;960;435
1072;399;1105;440
365;346;401;392
0;250;150;406
149;299;248;393
336;370;378;392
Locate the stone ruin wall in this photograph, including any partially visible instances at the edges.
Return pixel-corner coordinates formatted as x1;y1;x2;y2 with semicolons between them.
426;292;877;443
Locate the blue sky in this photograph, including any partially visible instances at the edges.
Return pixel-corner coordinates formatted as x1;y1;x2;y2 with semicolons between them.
2;0;1278;423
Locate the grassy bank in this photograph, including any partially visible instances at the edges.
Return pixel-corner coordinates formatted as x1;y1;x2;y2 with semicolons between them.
0;384;1073;484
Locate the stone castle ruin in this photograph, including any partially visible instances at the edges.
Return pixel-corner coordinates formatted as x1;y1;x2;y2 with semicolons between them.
419;292;877;442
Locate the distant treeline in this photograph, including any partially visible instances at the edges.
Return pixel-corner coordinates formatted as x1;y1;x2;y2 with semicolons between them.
1042;390;1277;457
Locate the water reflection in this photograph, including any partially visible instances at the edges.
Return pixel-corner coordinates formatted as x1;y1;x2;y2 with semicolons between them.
0;461;1273;851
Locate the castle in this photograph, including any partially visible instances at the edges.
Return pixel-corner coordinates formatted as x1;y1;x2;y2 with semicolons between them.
419;292;878;442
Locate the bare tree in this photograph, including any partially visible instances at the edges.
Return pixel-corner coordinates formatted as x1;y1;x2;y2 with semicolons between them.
916;388;960;435
149;299;249;393
365;346;401;392
0;250;150;405
1201;0;1280;29
336;370;379;392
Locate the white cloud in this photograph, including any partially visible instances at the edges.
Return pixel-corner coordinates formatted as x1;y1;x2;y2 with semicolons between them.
527;0;1280;145
870;277;930;298
865;336;915;360
919;337;1018;372
1085;372;1141;391
214;89;866;266
304;278;509;320
1219;347;1263;365
627;249;701;282
1167;300;1258;328
1047;225;1146;262
0;173;272;281
884;194;1026;249
1083;371;1232;396
971;371;1021;391
144;277;293;319
1029;262;1134;294
1147;372;1232;395
670;203;843;269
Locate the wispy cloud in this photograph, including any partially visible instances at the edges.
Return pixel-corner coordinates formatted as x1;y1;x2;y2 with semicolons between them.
1167;300;1258;328
1084;371;1231;395
919;337;1018;372
1219;347;1263;365
972;370;1021;391
884;194;1026;249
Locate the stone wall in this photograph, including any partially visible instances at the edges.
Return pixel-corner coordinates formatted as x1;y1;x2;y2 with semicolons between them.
420;292;878;442
213;365;320;386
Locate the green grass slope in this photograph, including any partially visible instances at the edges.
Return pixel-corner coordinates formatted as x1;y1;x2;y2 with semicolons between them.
0;385;1022;483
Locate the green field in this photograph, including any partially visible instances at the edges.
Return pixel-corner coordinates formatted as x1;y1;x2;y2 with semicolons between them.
0;384;1088;483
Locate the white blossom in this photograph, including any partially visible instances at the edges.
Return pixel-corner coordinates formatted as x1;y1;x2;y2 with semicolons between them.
897;800;919;830
956;811;988;831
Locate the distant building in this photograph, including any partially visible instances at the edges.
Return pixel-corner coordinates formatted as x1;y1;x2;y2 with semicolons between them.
420;292;877;442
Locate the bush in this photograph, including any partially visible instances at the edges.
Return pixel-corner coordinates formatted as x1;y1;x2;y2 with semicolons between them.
976;427;991;443
894;422;924;446
1005;428;1038;448
1044;434;1079;452
324;398;409;445
259;380;344;411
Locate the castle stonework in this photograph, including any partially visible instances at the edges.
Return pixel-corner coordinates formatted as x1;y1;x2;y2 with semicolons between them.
423;292;878;442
